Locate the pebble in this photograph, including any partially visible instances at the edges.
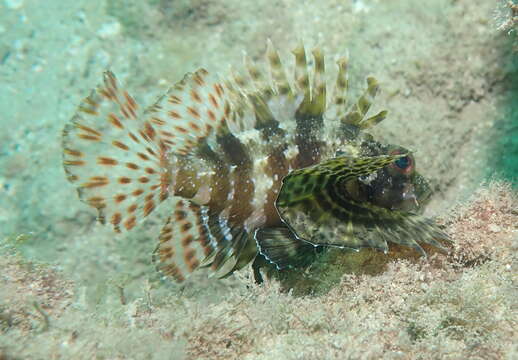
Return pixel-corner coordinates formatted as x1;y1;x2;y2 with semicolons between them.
97;21;121;39
488;224;501;233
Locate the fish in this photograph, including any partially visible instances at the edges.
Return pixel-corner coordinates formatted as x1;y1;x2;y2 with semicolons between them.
62;41;449;284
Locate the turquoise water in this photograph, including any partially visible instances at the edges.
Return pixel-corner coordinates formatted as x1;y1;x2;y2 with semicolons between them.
1;1;517;358
490;52;518;186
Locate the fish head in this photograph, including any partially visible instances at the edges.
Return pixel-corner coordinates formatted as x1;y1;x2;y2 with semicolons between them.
343;145;432;214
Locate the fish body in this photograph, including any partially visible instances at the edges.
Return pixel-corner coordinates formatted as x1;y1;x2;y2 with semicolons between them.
62;41;448;283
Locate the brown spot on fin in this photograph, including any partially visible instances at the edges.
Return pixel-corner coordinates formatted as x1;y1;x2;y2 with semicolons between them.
154;199;214;282
62;71;171;233
145;69;230;156
154;199;256;282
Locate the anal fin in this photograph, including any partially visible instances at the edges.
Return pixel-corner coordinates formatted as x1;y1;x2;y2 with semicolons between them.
154;199;215;282
154;199;256;282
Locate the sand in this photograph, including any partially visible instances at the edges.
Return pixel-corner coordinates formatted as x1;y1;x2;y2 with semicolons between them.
0;0;516;358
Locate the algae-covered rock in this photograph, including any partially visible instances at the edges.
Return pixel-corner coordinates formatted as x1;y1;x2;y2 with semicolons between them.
264;243;447;296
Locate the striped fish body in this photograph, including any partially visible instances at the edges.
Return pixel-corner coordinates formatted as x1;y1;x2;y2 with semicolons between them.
62;42;448;283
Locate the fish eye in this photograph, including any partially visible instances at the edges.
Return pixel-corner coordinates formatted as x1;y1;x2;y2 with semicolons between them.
389;149;414;174
395;156;411;170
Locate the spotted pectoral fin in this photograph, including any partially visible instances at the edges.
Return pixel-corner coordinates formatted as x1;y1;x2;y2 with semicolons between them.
277;154;406;208
275;154;405;249
383;217;451;255
255;226;316;269
276;154;449;254
278;195;449;256
276;198;384;251
154;198;256;282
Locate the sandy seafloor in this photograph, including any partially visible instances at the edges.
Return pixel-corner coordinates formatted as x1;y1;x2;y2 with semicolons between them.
0;0;517;359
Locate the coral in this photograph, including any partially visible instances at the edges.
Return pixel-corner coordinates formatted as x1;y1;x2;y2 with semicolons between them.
495;1;518;34
0;247;73;335
446;181;517;265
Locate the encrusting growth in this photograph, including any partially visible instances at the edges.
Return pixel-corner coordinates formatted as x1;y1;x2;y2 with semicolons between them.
62;41;449;284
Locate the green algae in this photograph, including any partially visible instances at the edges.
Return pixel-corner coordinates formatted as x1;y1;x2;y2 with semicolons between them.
487;37;518;187
265;243;447;297
493;94;518;186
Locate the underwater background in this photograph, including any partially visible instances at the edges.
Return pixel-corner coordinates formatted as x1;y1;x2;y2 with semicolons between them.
0;0;516;359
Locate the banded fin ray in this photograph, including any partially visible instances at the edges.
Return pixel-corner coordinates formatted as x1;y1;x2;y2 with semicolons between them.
225;42;333;156
341;76;385;129
154;199;213;282
62;71;171;232
154;199;257;282
144;68;230;157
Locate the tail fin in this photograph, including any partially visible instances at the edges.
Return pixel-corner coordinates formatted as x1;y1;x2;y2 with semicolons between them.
63;68;229;232
62;71;170;232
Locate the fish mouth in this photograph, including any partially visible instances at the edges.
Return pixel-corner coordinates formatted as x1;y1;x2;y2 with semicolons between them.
393;174;433;213
413;173;433;212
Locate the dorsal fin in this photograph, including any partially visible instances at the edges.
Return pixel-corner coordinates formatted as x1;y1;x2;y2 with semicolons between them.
341;76;387;131
144;69;230;156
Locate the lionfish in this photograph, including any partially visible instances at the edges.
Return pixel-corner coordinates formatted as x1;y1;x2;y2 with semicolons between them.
62;41;448;284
